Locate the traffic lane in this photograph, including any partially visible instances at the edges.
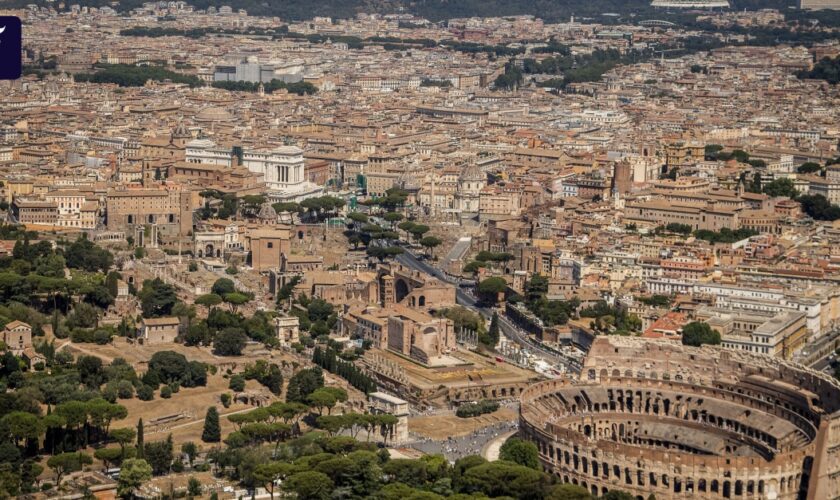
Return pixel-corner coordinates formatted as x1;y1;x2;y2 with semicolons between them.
398;252;567;365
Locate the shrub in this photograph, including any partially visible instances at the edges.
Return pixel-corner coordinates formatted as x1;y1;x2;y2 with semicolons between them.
456;400;499;418
137;385;155;401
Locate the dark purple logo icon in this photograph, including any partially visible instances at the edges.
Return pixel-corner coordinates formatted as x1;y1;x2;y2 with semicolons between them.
0;16;22;80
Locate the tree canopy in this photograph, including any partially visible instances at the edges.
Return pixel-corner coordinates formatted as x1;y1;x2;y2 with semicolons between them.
681;321;722;347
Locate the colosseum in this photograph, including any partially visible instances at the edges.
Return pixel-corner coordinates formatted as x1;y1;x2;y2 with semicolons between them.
519;336;840;499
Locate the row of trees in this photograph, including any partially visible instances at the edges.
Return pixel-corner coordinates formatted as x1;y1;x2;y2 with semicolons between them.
313;346;377;394
464;250;514;275
211;79;318;96
797;55;840;85
74;63;203;88
692;228;759;244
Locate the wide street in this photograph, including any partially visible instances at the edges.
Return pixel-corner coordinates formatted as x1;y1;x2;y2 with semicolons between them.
395;250;579;372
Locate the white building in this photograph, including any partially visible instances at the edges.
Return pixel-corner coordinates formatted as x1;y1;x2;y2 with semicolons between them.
185;140;323;201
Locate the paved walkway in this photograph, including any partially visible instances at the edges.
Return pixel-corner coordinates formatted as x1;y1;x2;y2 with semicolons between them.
481;430;517;461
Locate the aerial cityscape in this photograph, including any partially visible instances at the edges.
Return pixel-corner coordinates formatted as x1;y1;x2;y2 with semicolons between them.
0;0;839;498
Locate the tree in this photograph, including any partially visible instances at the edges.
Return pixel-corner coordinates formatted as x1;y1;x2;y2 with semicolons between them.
547;483;592;499
1;411;42;448
211;278;236;296
798;162;822;174
382;459;428;488
148;351;190;384
145;435;174;475
94;447;124;470
749;171;762;193
179;442;198;468
118;458;152;497
187;476;202;497
229;374;246;392
20;460;43;494
477;277;507;303
463;260;486;275
202;407;221;443
276;276;302;305
47;452;92;485
254;462;296;500
797;55;840;84
214;328;247;356
383;212;403;225
681;321;721;347
137;384;154;401
347;212;369;224
461;461;548;499
487;312;500;347
798;194;840;221
307;387;339;416
64;235;113;273
408;224;430;241
283;471;334;500
286;367;325;403
419;236;442;257
762;178;798;198
136;419;145;459
66;303;100;330
223;292;250;313
498;437;540;469
138;278;177;318
110;427;136;455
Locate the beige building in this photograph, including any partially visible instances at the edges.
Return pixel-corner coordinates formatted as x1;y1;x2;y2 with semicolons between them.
138;317;180;344
386;307;455;364
2;320;32;356
624;200;739;231
665;142;704;168
247;227;292;272
697;306;807;359
106;188;196;241
479;186;521;221
12;200;59;226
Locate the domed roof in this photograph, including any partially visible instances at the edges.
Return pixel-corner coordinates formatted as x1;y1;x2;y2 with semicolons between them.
257;201;278;221
196;106;234;123
172;121;190;138
459;163;485;182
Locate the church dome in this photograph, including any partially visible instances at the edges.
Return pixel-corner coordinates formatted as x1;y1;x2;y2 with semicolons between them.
459;163;485;182
257;201;278;221
196;106;234;123
172;121;190;138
